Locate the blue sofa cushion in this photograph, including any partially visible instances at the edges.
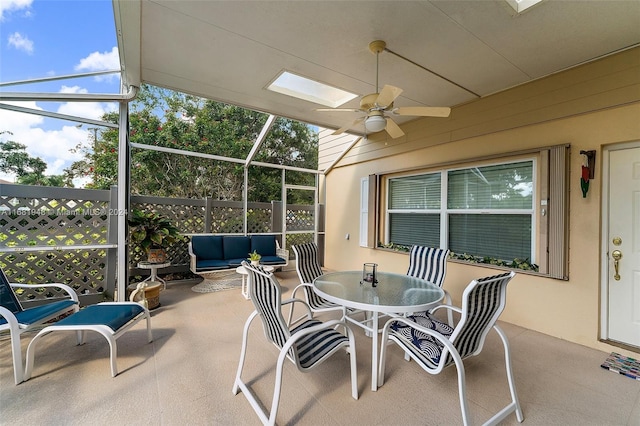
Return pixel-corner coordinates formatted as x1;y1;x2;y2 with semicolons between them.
260;255;287;265
223;236;251;261
227;258;247;268
192;236;223;261
196;259;230;271
251;235;277;257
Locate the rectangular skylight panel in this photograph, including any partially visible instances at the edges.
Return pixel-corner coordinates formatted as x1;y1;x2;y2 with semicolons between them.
267;71;357;108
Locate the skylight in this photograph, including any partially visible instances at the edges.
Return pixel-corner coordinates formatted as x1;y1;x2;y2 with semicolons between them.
505;0;542;13
267;71;357;108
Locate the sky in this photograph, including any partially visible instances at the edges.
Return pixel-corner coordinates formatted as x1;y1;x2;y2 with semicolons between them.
0;0;120;185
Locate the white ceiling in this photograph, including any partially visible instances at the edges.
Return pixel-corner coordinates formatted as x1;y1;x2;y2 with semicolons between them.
113;0;640;136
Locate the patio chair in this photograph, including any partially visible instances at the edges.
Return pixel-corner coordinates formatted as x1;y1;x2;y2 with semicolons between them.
233;261;358;426
0;267;79;385
379;271;523;426
288;242;346;325
406;245;453;326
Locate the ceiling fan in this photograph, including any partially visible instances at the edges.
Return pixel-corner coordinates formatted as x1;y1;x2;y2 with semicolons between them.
318;40;451;139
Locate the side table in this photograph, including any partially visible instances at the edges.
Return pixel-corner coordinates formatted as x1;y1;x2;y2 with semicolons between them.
138;261;171;289
235;264;275;299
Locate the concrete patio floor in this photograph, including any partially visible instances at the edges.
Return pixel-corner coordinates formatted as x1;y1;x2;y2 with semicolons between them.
2;270;639;425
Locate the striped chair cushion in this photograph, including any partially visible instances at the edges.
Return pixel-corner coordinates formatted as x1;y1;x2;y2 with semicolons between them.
292;243;339;310
290;319;349;368
406;245;449;287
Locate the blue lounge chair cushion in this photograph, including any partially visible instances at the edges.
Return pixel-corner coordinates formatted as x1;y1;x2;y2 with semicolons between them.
55;303;145;332
0;299;77;326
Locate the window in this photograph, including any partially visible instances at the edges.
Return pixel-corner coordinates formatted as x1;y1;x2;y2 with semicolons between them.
388;173;441;247
387;160;534;261
447;162;534;260
380;145;568;278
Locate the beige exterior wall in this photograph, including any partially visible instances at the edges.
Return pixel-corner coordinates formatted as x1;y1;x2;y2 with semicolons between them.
322;47;640;356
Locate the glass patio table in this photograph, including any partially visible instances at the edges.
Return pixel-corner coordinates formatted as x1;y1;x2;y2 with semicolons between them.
313;270;444;391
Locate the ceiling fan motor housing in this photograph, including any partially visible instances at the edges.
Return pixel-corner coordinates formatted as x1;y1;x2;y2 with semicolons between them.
361;93;393;111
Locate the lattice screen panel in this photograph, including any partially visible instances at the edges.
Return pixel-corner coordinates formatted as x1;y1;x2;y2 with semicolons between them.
1;197;110;248
286;207;314;231
1;249;107;302
247;207;272;233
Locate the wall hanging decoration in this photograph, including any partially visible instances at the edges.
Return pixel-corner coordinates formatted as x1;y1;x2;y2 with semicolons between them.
579;150;596;198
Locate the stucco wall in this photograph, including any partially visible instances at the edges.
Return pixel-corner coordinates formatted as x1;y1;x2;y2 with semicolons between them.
322;48;640;356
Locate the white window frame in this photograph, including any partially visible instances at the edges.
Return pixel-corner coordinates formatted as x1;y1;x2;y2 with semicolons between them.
384;157;537;264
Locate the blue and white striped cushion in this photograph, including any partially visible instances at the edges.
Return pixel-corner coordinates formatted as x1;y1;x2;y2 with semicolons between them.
406;246;449;287
291;319;349;368
293;243;339;310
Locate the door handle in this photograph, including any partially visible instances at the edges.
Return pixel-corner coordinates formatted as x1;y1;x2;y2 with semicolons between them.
612;250;622;281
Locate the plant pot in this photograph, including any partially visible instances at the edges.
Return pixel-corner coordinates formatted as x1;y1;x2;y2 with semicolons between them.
147;248;166;264
251;260;260;266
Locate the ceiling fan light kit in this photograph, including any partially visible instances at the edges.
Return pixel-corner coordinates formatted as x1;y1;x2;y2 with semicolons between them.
364;115;387;133
322;40;451;139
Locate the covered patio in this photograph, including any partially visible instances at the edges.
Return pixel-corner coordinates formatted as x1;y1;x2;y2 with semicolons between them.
2;1;640;424
2;271;639;425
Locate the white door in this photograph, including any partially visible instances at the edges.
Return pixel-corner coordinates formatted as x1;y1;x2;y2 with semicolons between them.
607;145;640;348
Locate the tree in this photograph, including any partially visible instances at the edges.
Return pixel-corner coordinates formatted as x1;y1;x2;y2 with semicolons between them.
0;133;70;187
69;85;318;201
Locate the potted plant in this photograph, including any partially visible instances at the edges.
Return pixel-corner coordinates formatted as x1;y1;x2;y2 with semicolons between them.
128;209;181;263
248;250;261;266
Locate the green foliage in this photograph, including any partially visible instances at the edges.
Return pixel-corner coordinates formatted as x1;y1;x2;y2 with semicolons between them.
377;242;411;252
448;252;538;272
127;209;180;251
68;85;318;201
377;242;539;272
248;250;261;261
0;134;70;187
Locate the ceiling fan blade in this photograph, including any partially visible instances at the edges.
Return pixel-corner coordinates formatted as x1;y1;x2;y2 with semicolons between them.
316;108;363;112
393;106;451;117
384;117;405;139
332;117;364;135
375;85;403;108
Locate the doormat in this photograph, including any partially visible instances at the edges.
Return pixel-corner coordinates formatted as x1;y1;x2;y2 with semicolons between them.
191;278;242;293
600;352;640;380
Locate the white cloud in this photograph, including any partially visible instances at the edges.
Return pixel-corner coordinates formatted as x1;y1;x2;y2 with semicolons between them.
0;99;108;187
56;85;118;119
75;46;120;82
7;31;33;54
0;0;32;21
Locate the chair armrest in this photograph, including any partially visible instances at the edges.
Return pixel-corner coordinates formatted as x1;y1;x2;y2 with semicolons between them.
188;242;200;273
282;297;313;322
290;283;313;300
10;282;79;303
276;247;289;266
0;305;20;328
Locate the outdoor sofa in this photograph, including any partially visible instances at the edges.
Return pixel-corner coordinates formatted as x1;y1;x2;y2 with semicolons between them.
189;234;288;276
